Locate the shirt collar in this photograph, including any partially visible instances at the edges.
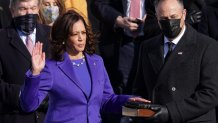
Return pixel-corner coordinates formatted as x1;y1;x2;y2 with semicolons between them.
164;25;186;45
17;28;36;37
17;28;36;44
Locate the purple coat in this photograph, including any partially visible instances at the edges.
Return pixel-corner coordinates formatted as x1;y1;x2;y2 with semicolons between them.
20;52;130;123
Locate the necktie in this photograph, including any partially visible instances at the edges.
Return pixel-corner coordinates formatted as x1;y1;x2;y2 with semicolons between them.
165;42;174;62
26;35;34;55
130;0;140;18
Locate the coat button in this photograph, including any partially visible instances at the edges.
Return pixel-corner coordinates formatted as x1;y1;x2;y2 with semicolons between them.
36;113;39;119
171;87;176;91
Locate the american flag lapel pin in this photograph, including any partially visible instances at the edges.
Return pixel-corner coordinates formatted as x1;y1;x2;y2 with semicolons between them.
178;52;183;55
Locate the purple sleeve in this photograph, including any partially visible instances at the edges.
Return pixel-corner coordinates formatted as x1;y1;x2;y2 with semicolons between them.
100;60;132;113
20;64;53;112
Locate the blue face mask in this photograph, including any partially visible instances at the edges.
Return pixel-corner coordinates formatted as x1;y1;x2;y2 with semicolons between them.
13;14;38;35
42;6;59;24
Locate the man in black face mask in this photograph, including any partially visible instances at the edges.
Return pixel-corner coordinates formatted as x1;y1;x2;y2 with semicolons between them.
0;0;50;123
132;0;218;123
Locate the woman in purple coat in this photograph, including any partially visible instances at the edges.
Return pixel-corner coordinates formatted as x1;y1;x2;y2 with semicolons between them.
19;10;149;123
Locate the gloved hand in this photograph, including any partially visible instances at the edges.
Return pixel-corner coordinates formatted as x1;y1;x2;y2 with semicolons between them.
145;104;169;123
188;10;202;24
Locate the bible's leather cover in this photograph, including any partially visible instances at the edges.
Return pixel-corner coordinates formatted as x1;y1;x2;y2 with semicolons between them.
122;101;155;117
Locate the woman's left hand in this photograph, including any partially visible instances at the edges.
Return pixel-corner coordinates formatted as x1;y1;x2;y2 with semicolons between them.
128;97;151;103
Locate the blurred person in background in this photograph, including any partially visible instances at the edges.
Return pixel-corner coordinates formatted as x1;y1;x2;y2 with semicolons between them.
198;1;218;121
184;0;206;30
63;0;100;39
198;1;218;41
63;0;88;23
39;0;65;26
0;0;12;28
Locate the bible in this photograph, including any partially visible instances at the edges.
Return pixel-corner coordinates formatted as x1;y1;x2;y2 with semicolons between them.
122;101;155;117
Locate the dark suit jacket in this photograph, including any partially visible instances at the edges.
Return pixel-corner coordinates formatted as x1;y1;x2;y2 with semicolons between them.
0;0;12;28
133;25;218;123
91;0;161;45
198;2;218;41
0;23;50;123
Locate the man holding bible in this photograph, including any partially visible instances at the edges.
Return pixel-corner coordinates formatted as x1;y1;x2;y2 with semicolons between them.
132;0;218;123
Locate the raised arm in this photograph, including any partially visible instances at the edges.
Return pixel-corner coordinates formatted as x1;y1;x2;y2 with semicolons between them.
20;42;51;112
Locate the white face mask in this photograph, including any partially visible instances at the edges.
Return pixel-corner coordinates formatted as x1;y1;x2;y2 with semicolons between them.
42;6;59;24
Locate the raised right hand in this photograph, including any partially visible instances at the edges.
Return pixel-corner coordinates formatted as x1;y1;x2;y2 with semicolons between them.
31;42;45;75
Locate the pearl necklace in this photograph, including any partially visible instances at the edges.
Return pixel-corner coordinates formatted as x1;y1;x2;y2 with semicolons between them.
72;56;85;67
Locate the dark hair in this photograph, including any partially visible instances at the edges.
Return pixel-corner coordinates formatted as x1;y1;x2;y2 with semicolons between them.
154;0;184;9
50;10;96;61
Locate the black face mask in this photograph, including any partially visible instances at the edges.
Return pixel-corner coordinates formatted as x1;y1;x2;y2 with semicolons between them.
159;19;182;39
13;14;38;35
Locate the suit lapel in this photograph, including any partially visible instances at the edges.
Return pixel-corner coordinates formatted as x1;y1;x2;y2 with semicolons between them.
57;53;87;97
85;53;98;100
148;36;164;75
122;0;127;15
36;24;50;56
36;24;49;44
8;28;31;61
